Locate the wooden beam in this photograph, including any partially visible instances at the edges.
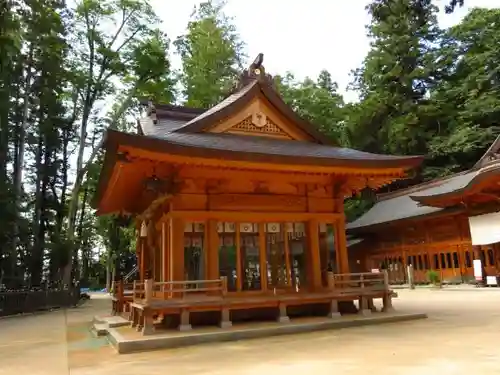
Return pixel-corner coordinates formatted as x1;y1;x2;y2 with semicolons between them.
178;165;333;184
164;210;342;222
123;145;411;176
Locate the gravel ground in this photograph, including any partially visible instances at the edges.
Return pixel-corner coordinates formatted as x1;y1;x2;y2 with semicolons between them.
1;289;499;375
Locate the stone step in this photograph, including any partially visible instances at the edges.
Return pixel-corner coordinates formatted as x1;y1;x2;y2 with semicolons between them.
92;314;129;328
91;323;109;337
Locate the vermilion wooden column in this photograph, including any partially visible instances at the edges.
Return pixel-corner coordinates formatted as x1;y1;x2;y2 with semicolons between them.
307;220;322;290
206;220;220;281
259;223;268;292
162;221;168;282
139;238;145;281
235;223;242;291
170;218;185;281
335;217;350;274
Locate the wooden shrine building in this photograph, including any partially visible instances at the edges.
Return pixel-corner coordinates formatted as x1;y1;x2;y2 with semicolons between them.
348;136;500;284
93;54;422;334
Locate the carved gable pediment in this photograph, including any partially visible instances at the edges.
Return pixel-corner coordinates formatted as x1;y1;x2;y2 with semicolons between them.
206;98;312;141
229;114;293;139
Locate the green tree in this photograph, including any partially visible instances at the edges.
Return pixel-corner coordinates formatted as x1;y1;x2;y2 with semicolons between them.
174;0;245;108
275;71;347;144
348;0;441;157
445;0;464;13
62;0;176;284
426;8;500;176
0;1;22;285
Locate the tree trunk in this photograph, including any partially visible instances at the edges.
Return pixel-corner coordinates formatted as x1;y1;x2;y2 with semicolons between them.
31;136;44;286
12;46;33;285
62;89;137;285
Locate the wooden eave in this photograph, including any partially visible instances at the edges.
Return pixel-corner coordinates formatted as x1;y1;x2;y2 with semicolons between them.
92;129;424;211
410;162;500;208
105;129;423;170
172;80;334;145
346;206;465;235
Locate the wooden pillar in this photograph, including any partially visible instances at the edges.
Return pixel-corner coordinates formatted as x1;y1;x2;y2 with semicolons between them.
259;223;268;292
306;220;322;290
235;224;242;291
206;220;220;281
284;226;291;286
162;221;168;283
139;238;145;281
170;218;185;281
335;217;350;274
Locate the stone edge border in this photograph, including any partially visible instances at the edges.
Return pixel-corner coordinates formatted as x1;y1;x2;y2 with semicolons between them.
103;312;427;354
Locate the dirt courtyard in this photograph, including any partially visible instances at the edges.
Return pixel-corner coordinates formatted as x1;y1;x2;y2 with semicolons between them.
1;289;499;375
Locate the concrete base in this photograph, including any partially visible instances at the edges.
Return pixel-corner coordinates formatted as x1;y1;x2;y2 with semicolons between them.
219;321;233;329
98;312;427;354
327;312;341;318
277;316;291;323
178;324;192;332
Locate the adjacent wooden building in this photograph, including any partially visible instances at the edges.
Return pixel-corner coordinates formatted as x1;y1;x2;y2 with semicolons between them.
94;55;422;334
348;137;500;284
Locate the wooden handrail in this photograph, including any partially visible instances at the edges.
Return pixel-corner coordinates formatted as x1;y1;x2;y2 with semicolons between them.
329;271;388;293
132;277;228;302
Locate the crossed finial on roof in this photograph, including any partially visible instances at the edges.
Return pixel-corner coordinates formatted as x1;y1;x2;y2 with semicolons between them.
234;53;274;91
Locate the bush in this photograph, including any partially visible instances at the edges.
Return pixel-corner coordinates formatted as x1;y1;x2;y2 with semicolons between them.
427;270;440;285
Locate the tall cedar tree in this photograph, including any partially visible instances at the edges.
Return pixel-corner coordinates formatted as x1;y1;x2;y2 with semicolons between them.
275;71;346;144
175;0;245;108
0;1;22;286
348;0;441;159
426;8;500;176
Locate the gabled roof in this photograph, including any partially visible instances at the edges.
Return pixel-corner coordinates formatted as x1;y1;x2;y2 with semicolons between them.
172;80;332;144
139;53;332;145
410;162;500;207
347;133;500;231
346;171;473;231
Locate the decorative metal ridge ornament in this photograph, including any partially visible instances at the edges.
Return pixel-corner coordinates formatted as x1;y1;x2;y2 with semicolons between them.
251;112;267;128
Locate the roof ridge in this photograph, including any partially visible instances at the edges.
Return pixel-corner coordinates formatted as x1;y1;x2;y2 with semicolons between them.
377;170;471;201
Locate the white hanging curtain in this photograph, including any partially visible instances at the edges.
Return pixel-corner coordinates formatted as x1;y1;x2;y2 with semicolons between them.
468;211;500;245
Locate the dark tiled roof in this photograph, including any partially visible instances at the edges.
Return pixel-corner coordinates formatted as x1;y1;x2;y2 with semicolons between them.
346;171;477;230
179;82;257;129
142;131;422;164
411;162;500;206
139;117;187;135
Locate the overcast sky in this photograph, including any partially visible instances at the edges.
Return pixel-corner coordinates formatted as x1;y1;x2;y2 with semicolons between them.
151;0;498;102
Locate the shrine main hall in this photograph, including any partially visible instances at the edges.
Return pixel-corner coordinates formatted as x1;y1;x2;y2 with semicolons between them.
93;55;423;334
